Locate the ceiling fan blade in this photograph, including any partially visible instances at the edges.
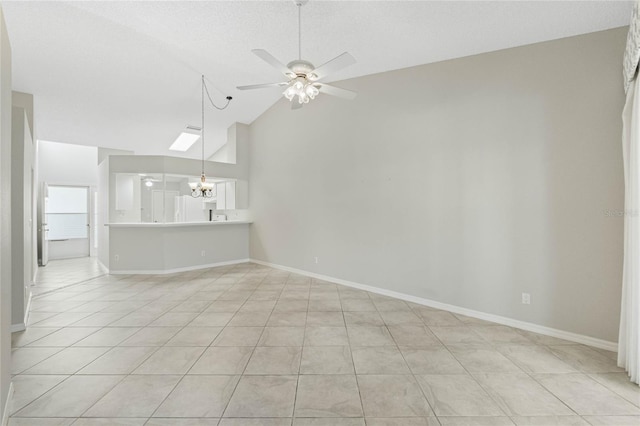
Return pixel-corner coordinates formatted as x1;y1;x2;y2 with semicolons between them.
291;101;303;110
312;52;356;80
318;83;357;100
236;82;287;90
252;49;292;77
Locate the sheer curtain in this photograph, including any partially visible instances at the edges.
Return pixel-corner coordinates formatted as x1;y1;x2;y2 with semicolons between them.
619;1;640;385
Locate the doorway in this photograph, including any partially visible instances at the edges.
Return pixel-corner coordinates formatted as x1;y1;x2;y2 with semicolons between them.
43;185;90;261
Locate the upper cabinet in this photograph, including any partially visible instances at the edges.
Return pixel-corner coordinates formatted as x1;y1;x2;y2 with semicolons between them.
216;181;236;210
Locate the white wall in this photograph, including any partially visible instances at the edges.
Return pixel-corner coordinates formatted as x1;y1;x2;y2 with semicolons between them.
249;28;627;344
13;92;37;287
38;140;97;186
97;158;110;269
208;123;239;165
10;107;33;329
0;6;11;422
209;144;229;163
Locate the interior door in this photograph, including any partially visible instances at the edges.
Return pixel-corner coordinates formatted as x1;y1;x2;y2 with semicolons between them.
46;185;90;260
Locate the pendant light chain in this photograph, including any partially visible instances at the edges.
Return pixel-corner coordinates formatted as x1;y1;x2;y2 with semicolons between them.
201;75;205;176
190;76;232;198
298;3;301;60
201;75;233;175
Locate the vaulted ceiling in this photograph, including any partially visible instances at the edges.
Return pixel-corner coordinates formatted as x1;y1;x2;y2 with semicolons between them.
2;1;633;159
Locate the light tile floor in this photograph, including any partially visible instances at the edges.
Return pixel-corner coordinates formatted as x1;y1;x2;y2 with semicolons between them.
34;257;107;296
9;262;640;425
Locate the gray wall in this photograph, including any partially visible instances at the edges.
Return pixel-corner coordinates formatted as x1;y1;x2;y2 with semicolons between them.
97;158;110;269
109;224;250;273
13;92;37;287
97;147;133;165
10;106;33;327
0;6;10;421
249;27;627;343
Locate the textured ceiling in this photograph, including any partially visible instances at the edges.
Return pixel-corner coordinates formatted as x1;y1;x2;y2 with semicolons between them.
2;1;633;159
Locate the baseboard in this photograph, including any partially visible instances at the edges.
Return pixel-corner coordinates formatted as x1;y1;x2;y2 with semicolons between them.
250;258;618;352
97;259;109;274
23;289;32;328
10;323;25;333
109;258;251;275
2;382;13;426
11;289;33;333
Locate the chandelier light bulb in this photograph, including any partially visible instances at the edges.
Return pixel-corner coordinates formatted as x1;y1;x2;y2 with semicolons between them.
305;84;319;99
283;85;297;101
283;76;321;105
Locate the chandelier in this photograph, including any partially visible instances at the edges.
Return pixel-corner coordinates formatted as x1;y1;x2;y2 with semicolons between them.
189;75;232;198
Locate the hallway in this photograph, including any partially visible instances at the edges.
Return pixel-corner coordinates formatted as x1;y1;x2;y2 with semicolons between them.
34;257;107;296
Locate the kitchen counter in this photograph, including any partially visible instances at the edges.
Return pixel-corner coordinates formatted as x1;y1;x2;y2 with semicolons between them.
105;220;252;228
105;220;251;274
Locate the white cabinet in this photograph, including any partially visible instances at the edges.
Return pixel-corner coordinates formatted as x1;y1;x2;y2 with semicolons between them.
215;181;236;210
226;181;236;210
175;195;206;222
216;182;226;210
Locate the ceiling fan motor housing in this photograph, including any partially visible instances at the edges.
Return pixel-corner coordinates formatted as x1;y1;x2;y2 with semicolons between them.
286;59;317;80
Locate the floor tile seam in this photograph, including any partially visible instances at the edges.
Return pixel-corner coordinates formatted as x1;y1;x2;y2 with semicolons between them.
146;368;198;419
494;343;581;376
348;332;368;421
8;372;73;416
218;310;270;419
374;302;441;419
12;372;128;418
32;272;109;299
11;345;68;375
533;371;632;417
544;345;615;374
79;342;162;376
585;372;640;408
32;285;159;320
16;345;114;376
290;289;313;422
27;310;97;328
179;319;233;376
414;315;519;418
459;349;582;418
23;324;109;349
75;372;166;420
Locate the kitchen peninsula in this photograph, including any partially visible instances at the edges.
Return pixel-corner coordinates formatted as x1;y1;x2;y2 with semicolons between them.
98;123;252;274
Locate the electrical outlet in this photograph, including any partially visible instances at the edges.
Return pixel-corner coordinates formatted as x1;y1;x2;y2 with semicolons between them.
314;257;319;264
114;254;119;262
522;293;531;305
201;250;206;257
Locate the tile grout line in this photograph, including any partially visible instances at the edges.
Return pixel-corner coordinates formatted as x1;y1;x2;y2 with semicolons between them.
218;270;280;421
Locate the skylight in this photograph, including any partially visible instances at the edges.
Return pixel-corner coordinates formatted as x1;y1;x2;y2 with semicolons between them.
169;131;200;152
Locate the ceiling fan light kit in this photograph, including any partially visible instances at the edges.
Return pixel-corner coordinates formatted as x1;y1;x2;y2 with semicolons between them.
237;0;357;109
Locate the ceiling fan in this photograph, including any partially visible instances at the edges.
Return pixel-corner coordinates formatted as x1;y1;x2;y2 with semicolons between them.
237;0;357;109
139;175;162;188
